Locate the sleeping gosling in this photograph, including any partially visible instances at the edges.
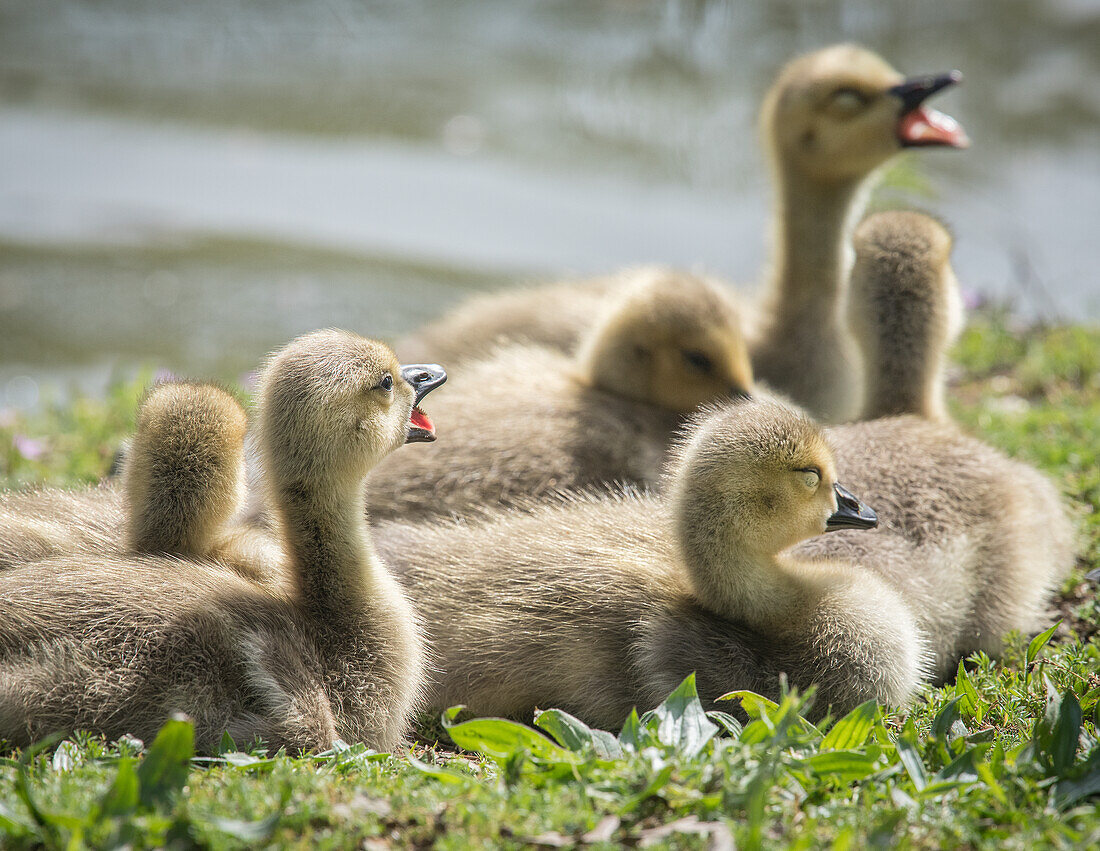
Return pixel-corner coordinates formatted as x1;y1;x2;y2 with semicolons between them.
375;399;924;729
361;269;753;522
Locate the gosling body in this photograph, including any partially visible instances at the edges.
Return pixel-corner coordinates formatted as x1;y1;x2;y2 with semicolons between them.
846;211;963;421
377;400;924;728
814;211;1073;678
0;484;123;570
807;417;1073;681
1;383;278;580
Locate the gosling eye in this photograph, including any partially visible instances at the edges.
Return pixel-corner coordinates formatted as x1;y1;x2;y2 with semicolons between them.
795;467;821;490
682;349;714;374
829;87;870;112
376;374;394;392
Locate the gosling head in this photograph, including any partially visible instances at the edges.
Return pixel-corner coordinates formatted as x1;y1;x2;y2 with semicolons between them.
257;329;446;493
848;211;963;419
576;266;754;414
762;44;968;186
669;400;877;561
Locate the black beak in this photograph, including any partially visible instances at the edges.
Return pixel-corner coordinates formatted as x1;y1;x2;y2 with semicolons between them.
825;483;878;531
400;363;446;444
400;363;447;406
888;71;962;113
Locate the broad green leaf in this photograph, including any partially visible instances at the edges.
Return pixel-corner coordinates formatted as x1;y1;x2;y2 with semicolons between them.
1031;679;1071;772
933;744;989;786
801;749;881;783
931;697;963;741
1081;685;1100;714
99;758;139;818
954;662;981;721
136;715;195;810
217;730;237;755
820;700;877;751
535;709;622;759
1025;621;1060;686
1026;621;1060;666
1051;691;1083;775
895;727;927;792
406;753;472;785
719;689;820;739
444;717;576;763
327;743;390;770
738;719;773;745
719;690;780;721
1054;753;1100;810
618;708;644;752
221;752;274;770
650;674;718;758
706;710;743;738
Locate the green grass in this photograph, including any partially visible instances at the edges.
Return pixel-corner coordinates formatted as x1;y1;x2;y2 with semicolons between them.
1;316;1098;849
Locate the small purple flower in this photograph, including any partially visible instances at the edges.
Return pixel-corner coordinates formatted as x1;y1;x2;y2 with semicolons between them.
239;371;260;392
961;287;987;312
13;434;46;460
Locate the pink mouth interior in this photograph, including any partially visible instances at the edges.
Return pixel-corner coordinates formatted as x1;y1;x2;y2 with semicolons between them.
898;106;970;148
410;406;434;434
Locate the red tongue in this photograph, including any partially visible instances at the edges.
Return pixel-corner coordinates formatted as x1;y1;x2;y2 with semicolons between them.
410;407;434;434
898;106;970;148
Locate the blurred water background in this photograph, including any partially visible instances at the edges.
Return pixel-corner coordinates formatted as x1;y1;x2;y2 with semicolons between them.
1;0;1098;409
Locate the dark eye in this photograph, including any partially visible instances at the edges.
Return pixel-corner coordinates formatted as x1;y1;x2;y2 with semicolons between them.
795;466;821;489
682;350;714;374
830;87;869;109
377;374;394;392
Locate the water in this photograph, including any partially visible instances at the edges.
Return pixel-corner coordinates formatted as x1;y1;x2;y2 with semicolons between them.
1;0;1099;407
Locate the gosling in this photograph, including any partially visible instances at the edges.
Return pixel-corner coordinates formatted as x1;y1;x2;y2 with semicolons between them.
375;399;924;729
846;210;963;421
0;330;444;752
806;211;1075;680
363;270;753;522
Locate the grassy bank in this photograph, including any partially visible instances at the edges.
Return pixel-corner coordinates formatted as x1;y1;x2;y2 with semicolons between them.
1;316;1098;849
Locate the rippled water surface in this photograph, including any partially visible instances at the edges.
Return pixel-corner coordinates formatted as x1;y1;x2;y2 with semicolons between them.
1;0;1098;406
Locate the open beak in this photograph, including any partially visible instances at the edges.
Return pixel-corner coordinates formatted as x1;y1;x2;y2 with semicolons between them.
889;71;969;149
825;483;878;531
400;363;447;443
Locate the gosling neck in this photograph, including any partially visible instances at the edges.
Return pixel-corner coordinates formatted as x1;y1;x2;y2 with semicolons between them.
861;350;949;421
675;496;810;628
766;166;868;323
272;469;383;620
